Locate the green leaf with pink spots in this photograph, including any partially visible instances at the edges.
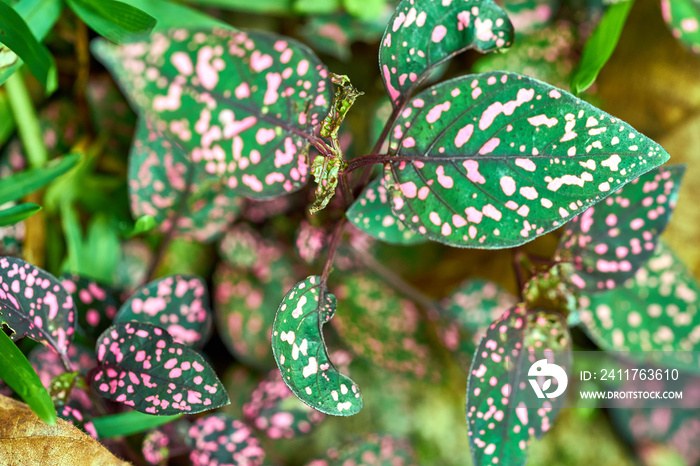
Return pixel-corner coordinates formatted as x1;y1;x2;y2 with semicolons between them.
501;0;558;35
347;176;425;245
556;165;684;292
189;413;265;466
93;28;332;198
306;434;417;465
114;275;212;347
271;275;363;416
333;273;434;379
467;305;571;466
382;71;670;248
243;369;325;439
379;0;514;107
61;274;121;342
578;241;700;373
92;321;229;414
661;0;700;55
436;279;517;369
0;257;76;357
129;119;243;242
213;250;295;368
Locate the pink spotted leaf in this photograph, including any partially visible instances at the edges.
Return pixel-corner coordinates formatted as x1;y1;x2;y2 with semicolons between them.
243;369;325;439
0;257;76;357
501;0;559;35
332;273;435;379
378;71;670;248
578;241;700;373
189;413;265;466
306;434;417;466
436;279;517;369
92;28;331;198
661;0;700;55
214;245;295;368
61;274;121;342
556;165;684;292
347;176;426;245
92;321;229;414
380;0;514;107
467;305;571;466
114;275;212;347
129;119;243;242
272;276;363;416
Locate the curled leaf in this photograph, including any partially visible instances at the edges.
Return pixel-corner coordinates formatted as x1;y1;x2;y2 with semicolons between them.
271;276;362;416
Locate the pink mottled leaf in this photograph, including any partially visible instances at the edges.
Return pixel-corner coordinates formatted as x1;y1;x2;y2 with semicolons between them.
306;434;417;466
332;273;435;379
92;28;331;198
115;275;212;347
467;305;571;466
500;0;559;35
189;413;265;466
556;165;684;292
436;279;517;369
380;71;669;248
380;0;514;107
272;276;363;416
214;247;295;368
661;0;700;55
129;119;243;242
243;369;325;439
578;241;700;373
92;321;229;415
61;274;121;341
0;257;76;357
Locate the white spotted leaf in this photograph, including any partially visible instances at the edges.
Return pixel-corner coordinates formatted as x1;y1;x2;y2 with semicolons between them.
346;176;426;245
556;165;684;292
92;321;229;415
578;241;700;373
467;305;571;466
382;71;670;248
0;257;76;357
92;28;331;198
271;276;362;416
380;0;514;107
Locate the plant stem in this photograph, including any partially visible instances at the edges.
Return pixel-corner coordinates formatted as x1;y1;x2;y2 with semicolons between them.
321;218;347;284
5;72;48;169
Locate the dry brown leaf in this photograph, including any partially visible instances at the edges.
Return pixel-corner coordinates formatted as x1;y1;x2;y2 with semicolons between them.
0;394;130;466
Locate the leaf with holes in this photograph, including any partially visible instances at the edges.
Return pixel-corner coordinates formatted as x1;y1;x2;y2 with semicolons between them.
661;0;700;55
213;248;295;367
333;273;434;379
437;279;517;369
189;414;265;466
243;369;325;439
114;275;212;347
467;305;571;466
380;0;513;107
307;434;417;465
92;28;331;198
578;241;700;373
61;275;121;342
271;275;362;416
92;322;229;414
380;71;669;248
556;165;684;292
129;119;242;242
0;257;76;357
347;176;426;245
